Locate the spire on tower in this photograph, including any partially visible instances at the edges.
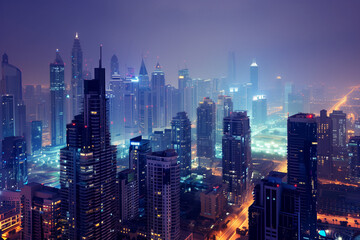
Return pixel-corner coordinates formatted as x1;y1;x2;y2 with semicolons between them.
155;62;161;70
99;44;103;68
139;58;148;76
75;32;79;39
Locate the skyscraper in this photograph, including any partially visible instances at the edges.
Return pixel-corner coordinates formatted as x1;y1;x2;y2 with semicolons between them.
1;53;26;137
1;95;15;138
316;110;332;179
248;172;300;239
165;84;180;126
71;32;83;118
60;49;117;239
197;97;215;158
330;110;347;161
151;62;166;128
129;135;151;210
1;136;27;191
138;59;152;137
348;136;360;184
287;113;317;239
111;54;119;76
178;68;191;112
21;183;61;240
171;112;192;178
252;95;267;125
50;50;65;146
146;149;180;240
250;60;259;97
30;120;42;154
150;129;172;152
222;111;251;204
216;95;233;145
118;169;139;222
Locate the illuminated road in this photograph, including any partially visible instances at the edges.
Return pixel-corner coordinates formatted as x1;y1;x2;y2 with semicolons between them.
214;200;253;240
318;178;359;187
318;214;360;229
329;85;360;113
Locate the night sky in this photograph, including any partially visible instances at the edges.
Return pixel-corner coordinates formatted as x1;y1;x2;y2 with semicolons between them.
1;0;360;90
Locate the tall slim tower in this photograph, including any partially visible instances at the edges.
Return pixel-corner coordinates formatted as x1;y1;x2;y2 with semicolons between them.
287;113;317;239
50;50;65;146
60;48;117;239
138;59;152;136
151;62;166;128
1;95;15;138
171;112;192;178
146;149;180;240
250;60;258;96
330;110;347;161
197;97;216;158
71;33;83;117
216;95;233;145
316;109;332;179
222;111;251;205
110;54;119;76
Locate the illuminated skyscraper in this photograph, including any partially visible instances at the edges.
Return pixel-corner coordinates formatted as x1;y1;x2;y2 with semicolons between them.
71;32;83;117
348;136;360;184
138;59;152;137
118;169;138;222
139;58;149;89
222;111;251;204
151;62;166;128
287;113;317;239
60;50;117;239
110;54;119;76
171;112;191;178
0;136;27;191
216;95;233;144
50;50;65;146
197;97;215;158
146;149;180;240
330;110;347;160
1;95;15;138
252;95;267;125
316;110;332;179
250;60;258;97
30;120;42;154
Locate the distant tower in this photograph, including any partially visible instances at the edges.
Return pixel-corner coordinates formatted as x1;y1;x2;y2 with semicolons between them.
225;52;236;92
330;110;347;161
50;50;65;146
151;62;166;128
250;60;258;96
71;32;83;117
348;136;360;184
30;120;42;154
171;112;192;178
110;54;119;76
222;111;251;205
197;97;216;158
146;149;180;240
1;136;28;191
138;59;152;136
287;113;317;239
1;95;15;138
252;95;267;125
60;48;117;239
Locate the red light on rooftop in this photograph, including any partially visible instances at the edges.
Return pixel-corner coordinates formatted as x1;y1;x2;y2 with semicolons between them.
84;125;88;128
72;123;76;126
276;184;280;188
294;184;297;188
307;114;313;119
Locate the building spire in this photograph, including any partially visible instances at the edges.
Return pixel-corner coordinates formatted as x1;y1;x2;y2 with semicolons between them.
99;44;102;68
75;32;79;39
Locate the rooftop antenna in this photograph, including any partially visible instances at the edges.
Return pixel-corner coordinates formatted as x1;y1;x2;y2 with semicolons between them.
99;44;103;68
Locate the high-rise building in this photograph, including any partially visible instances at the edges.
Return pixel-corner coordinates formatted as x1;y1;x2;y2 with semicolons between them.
151;62;166;128
71;32;83;118
171;112;191;178
287;113;317;239
252;95;267;125
178;69;191;112
225;52;236;93
165;84;180;127
0;136;27;191
146;149;180;240
129;136;151;204
150;129;172;152
222;111;251;204
316;110;332;179
118;169;139;223
288;93;304;116
216;95;233;145
0;190;21;239
283;82;293;115
250;60;258;97
111;54;119;76
138;59;152;137
197;97;215;158
330;110;347;160
1;53;26;137
1;95;15;138
248;172;300;240
30;120;42;154
108;76;125;141
50;50;65;146
60;51;117;239
21;182;61;240
348;136;360;184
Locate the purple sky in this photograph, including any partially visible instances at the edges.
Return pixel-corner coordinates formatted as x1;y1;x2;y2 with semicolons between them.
1;0;360;90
